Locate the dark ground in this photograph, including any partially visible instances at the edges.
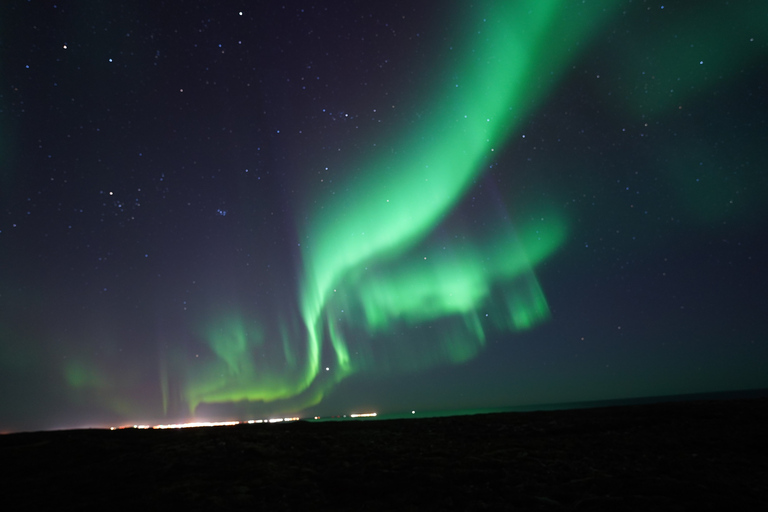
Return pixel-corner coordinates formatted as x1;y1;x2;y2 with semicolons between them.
2;398;767;510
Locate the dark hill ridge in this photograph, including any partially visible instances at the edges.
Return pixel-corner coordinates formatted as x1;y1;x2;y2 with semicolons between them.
3;398;767;510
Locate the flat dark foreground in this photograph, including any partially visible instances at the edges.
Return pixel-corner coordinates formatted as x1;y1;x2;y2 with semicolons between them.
3;398;767;510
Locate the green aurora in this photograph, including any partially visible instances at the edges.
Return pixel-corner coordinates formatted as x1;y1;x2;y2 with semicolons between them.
177;1;614;415
1;0;762;432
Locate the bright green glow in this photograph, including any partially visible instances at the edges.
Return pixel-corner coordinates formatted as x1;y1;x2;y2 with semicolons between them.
180;1;615;415
183;316;309;412
345;218;565;335
301;2;565;306
312;211;566;376
298;0;608;384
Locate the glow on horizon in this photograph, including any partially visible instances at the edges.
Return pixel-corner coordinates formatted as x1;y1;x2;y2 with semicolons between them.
106;413;387;430
109;417;302;430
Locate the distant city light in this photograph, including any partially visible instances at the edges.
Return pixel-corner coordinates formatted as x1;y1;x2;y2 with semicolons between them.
110;417;300;430
153;421;240;429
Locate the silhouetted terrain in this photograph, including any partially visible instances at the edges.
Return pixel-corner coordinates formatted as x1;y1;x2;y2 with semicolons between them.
3;398;767;510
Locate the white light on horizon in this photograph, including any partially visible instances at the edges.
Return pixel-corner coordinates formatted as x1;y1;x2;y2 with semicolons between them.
110;416;296;430
349;412;377;418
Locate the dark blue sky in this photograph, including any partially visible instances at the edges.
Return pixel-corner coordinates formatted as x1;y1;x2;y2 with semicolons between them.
1;0;767;432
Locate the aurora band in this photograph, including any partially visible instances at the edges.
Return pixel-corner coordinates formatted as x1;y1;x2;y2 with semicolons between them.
182;1;616;413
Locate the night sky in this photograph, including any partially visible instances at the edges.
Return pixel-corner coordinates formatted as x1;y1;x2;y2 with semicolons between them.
2;0;767;433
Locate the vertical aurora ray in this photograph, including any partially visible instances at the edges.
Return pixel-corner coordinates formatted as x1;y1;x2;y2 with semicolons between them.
181;1;615;415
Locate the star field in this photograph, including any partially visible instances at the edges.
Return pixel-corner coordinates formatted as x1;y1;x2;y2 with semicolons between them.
1;0;767;432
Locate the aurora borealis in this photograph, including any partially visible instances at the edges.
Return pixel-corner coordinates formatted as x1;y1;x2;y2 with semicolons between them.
2;1;767;432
